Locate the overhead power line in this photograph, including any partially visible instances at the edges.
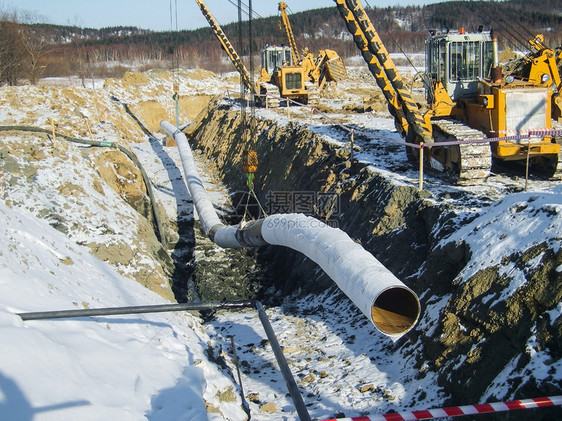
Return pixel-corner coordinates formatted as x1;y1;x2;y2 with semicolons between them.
225;0;263;20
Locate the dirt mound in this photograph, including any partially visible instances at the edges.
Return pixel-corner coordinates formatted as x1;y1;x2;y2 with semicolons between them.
94;149;150;217
431;244;562;403
179;95;214;121
130;100;170;135
121;71;151;86
0;69;229;302
0;81;176;301
181;68;218;81
500;46;521;63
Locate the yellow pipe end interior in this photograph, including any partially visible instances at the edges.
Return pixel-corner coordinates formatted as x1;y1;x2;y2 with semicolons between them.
371;287;420;336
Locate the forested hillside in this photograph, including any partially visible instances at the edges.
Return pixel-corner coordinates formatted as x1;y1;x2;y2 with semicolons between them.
1;0;561;84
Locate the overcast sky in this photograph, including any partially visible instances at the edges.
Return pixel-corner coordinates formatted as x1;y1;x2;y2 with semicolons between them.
3;0;442;32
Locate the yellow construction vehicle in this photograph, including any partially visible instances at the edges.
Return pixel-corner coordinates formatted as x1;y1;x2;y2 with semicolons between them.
256;44;313;106
276;2;348;95
335;0;561;182
195;0;342;107
195;0;287;108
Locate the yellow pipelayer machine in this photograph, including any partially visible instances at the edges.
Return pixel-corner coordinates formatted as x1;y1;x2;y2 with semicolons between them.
335;0;561;183
195;0;346;108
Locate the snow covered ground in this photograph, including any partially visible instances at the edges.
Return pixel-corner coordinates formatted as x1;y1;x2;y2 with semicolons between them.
1;67;561;420
0;201;246;420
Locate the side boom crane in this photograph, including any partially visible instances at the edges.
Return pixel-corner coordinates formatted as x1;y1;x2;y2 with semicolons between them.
195;0;310;107
336;0;560;182
194;0;257;97
338;0;433;145
278;2;301;65
278;2;348;92
335;0;494;183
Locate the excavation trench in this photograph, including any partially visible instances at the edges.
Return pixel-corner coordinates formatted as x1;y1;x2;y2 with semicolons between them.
162;119;420;338
180;101;562;408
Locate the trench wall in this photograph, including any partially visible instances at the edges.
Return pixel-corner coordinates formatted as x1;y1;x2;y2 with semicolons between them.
186;104;458;293
185;101;562;410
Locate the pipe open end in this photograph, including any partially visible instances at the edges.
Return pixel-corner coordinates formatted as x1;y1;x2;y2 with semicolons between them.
371;286;420;337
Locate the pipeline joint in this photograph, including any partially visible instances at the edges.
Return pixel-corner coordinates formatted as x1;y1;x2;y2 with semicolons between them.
208;223;223;242
236;219;267;247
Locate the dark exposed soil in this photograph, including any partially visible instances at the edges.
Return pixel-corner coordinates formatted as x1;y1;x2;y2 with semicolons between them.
184;100;561;415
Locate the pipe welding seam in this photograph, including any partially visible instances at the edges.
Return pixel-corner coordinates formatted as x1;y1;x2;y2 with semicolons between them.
161;120;420;338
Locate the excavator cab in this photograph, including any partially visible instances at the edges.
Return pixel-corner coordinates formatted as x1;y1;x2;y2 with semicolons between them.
425;28;495;100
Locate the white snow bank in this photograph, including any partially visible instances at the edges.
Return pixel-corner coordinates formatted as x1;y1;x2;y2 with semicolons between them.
0;201;246;420
442;185;562;287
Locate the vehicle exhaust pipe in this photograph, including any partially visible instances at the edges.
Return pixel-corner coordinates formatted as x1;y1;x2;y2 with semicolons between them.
491;32;503;84
161;120;420;338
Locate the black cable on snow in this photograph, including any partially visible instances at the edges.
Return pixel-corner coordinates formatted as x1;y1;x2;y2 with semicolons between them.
0;125;166;246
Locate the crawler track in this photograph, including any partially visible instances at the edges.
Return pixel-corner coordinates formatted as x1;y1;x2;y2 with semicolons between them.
427;119;492;184
261;83;281;108
305;83;320;106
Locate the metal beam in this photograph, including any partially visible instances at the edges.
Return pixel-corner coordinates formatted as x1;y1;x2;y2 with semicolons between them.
18;300;311;421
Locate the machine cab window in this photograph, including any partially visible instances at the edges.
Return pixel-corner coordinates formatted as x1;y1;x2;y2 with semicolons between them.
261;45;293;76
426;29;495;100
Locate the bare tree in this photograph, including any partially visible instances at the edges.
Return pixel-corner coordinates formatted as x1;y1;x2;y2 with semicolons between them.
21;27;51;84
18;10;52;84
0;14;25;85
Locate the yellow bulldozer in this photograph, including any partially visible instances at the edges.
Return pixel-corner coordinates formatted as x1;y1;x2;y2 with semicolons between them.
335;0;562;183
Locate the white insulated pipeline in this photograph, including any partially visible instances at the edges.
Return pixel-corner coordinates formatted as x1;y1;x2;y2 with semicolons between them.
161;120;420;338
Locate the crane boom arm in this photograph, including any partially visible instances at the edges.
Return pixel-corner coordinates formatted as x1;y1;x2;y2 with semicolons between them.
278;2;301;64
333;0;408;137
338;0;433;143
195;0;256;95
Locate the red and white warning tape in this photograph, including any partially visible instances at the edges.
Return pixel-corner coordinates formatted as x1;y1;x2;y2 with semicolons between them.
320;395;562;421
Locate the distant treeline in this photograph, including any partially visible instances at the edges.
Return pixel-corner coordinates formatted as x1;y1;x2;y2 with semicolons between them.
1;0;561;84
